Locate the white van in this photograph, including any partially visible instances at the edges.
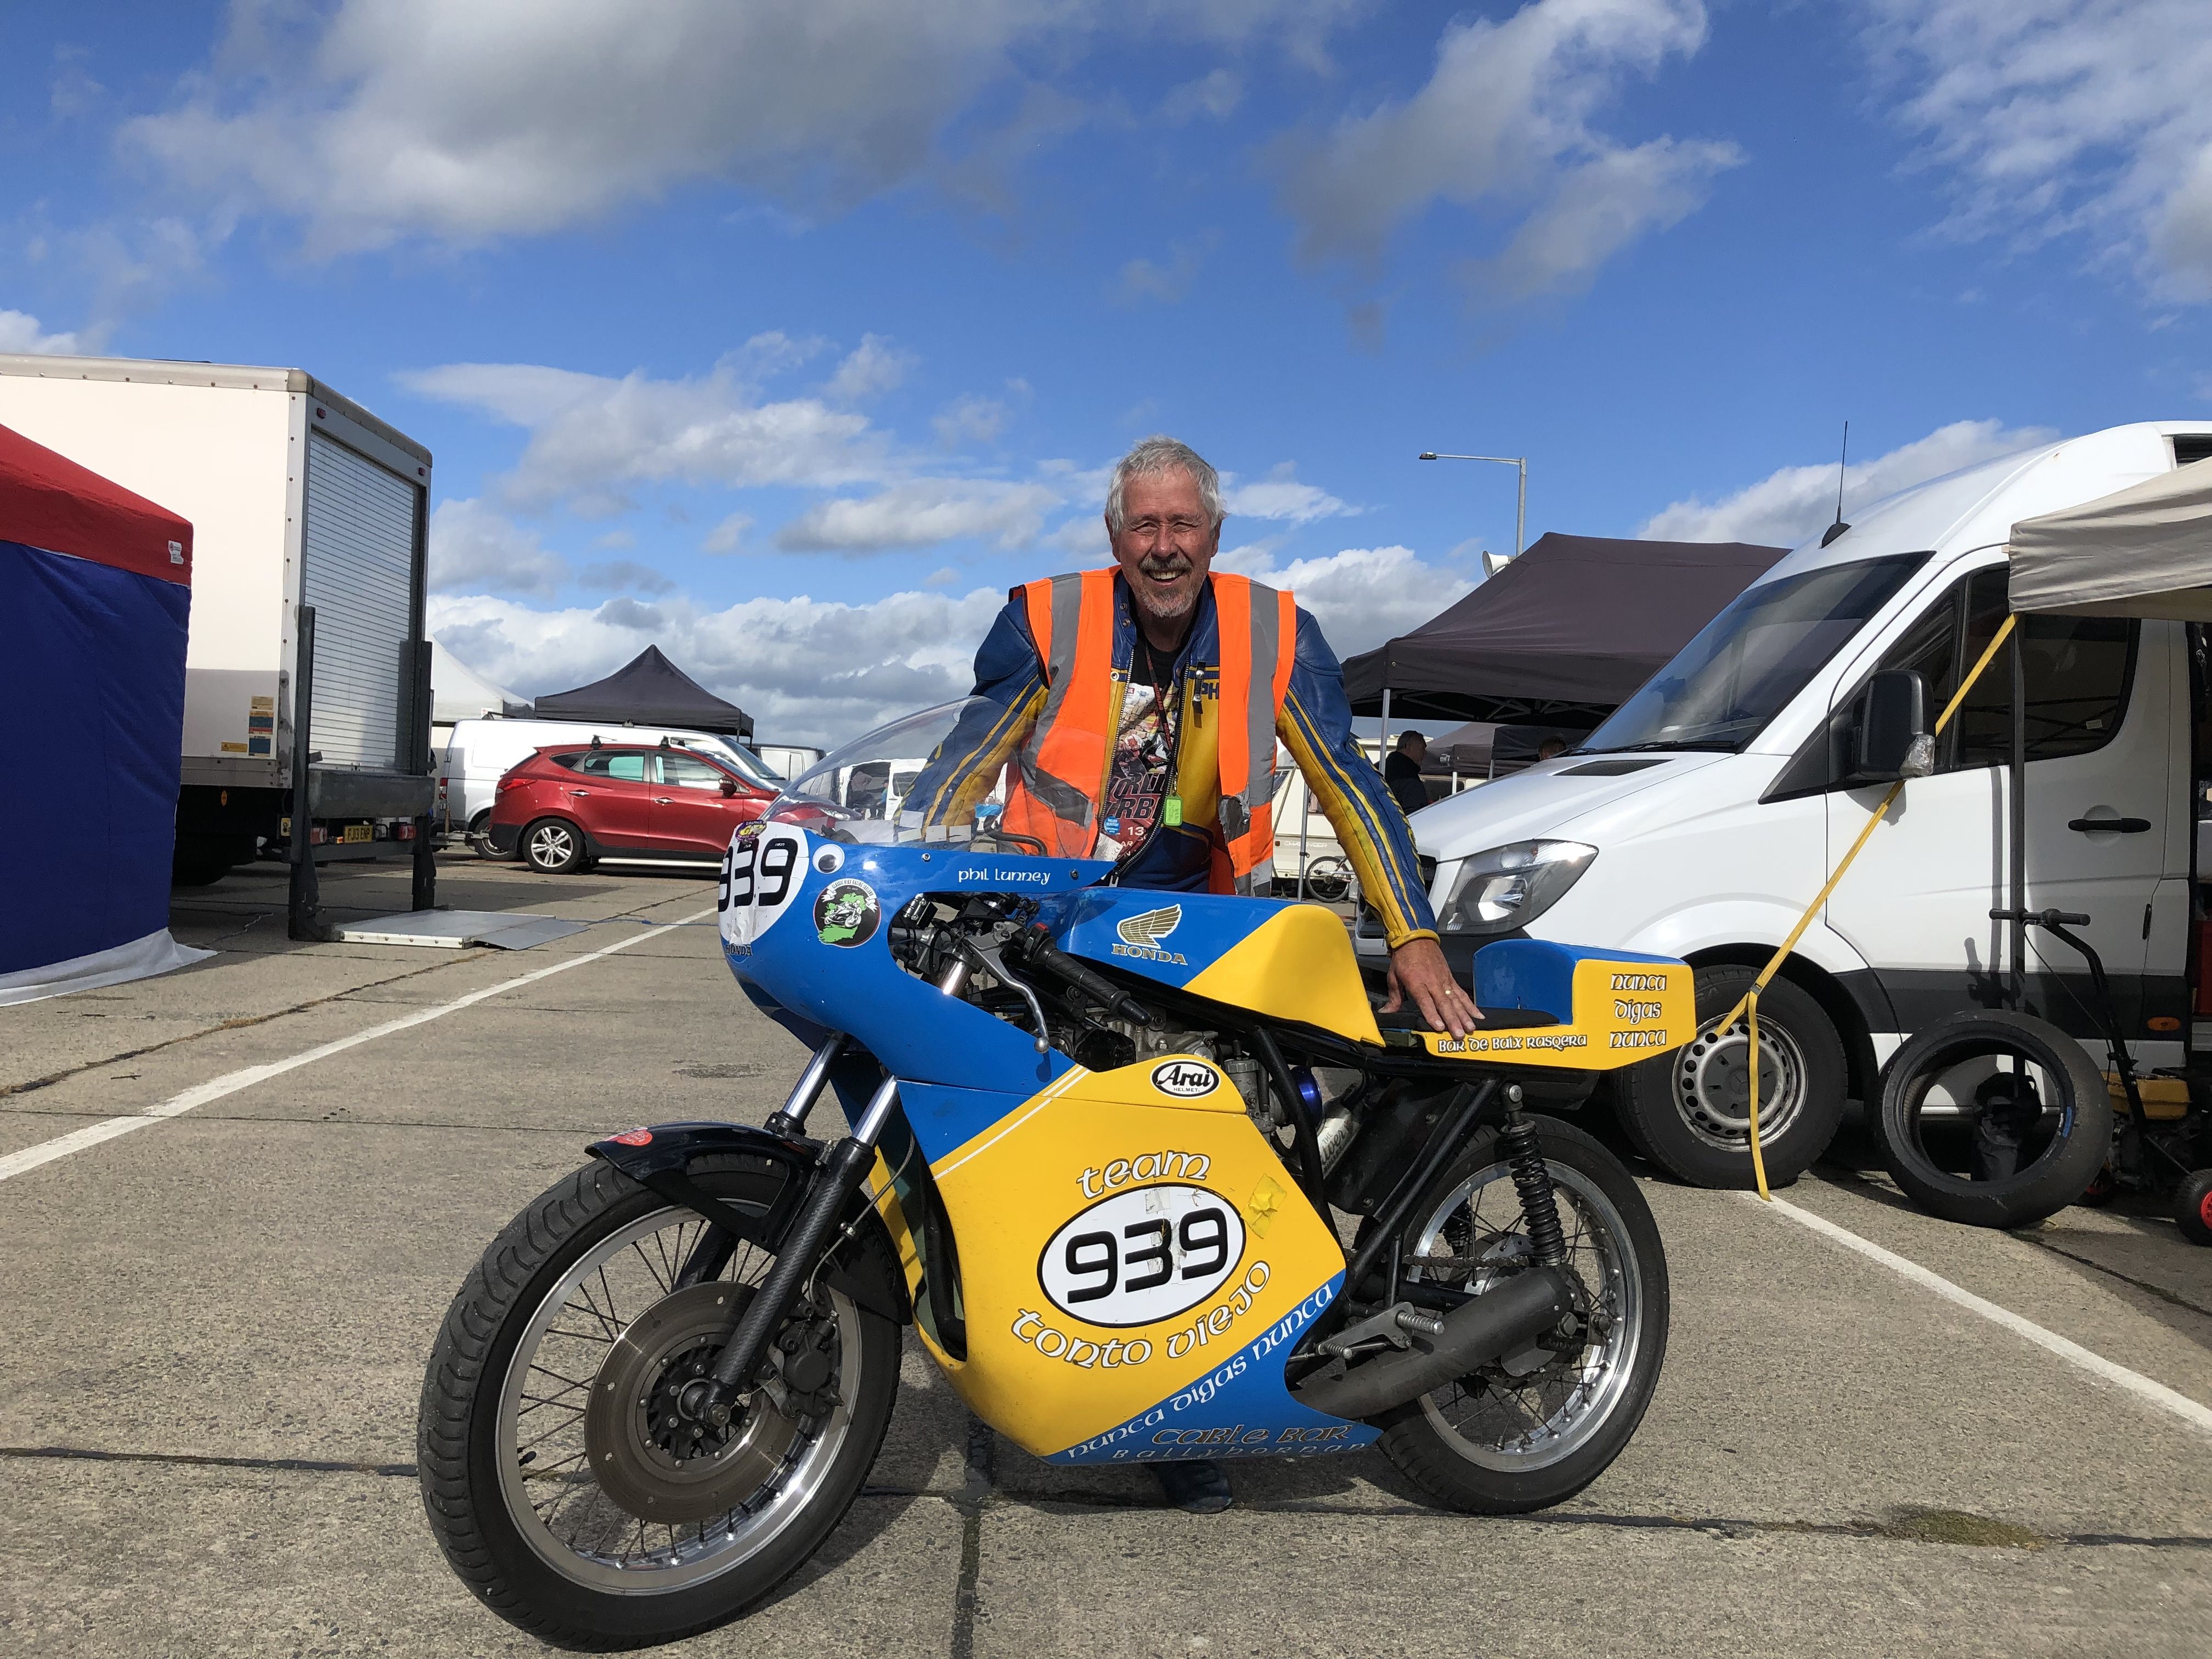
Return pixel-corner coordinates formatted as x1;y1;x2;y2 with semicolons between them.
1365;421;2212;1187
437;718;785;843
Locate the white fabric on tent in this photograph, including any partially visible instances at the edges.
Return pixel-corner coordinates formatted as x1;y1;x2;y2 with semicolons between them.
432;640;529;722
0;927;211;1007
2008;458;2212;619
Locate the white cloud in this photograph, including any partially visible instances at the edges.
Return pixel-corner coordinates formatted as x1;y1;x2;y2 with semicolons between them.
1222;462;1352;524
427;584;1010;748
1215;544;1473;657
402;354;883;514
125;1;1369;255
776;479;1063;553
1163;69;1243;123
1116;234;1219;305
825;334;915;404
702;512;753;554
1274;0;1736;300
427;499;571;599
0;308;78;354
933;394;1008;448
1863;0;2212;300
1637;419;2059;545
579;558;676;596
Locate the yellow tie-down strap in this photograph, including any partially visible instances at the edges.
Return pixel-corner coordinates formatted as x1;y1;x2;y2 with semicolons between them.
1403;958;1695;1070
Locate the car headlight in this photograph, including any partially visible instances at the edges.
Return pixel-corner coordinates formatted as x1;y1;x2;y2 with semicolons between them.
1435;840;1597;935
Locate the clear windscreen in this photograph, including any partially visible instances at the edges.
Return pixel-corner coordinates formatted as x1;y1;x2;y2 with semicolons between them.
1578;552;1930;754
768;697;1093;853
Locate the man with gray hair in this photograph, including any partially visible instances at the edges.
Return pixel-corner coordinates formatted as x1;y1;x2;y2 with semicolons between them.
910;435;1469;1511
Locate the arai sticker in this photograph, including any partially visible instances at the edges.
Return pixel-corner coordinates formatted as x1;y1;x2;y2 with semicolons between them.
812;877;882;947
1149;1058;1219;1098
1037;1183;1246;1328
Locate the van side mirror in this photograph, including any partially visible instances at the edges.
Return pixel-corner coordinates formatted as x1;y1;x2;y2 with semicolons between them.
720;777;738;798
1855;670;1933;782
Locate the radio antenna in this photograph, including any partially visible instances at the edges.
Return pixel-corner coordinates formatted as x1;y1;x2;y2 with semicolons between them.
1820;420;1852;547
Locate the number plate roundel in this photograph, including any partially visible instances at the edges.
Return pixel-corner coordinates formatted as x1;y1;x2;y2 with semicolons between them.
1037;1184;1246;1328
719;826;809;947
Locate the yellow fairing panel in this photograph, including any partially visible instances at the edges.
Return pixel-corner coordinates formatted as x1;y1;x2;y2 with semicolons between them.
1185;905;1382;1046
1409;957;1694;1069
924;1056;1346;1459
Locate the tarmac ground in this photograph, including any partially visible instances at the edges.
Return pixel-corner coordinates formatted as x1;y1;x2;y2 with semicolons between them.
2;851;2208;1658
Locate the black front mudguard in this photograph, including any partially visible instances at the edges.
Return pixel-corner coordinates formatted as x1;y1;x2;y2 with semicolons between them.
586;1120;910;1325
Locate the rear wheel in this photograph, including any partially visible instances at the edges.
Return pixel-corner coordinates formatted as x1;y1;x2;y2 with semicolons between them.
2176;1170;2212;1247
1375;1118;1669;1514
467;809;496;859
523;817;586;874
1618;964;1845;1188
417;1156;900;1649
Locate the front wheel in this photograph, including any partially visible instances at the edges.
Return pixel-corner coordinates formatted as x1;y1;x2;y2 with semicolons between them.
1374;1117;1669;1514
417;1156;900;1648
1618;964;1846;1188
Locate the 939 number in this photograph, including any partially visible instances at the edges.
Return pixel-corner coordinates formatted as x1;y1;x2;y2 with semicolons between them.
1037;1183;1248;1328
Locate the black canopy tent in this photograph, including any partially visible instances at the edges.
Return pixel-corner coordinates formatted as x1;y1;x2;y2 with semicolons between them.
1342;533;1790;725
534;645;754;740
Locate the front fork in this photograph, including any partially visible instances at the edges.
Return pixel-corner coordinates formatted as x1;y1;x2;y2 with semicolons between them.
697;1033;904;1424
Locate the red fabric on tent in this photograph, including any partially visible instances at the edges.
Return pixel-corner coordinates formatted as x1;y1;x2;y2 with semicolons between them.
0;420;192;585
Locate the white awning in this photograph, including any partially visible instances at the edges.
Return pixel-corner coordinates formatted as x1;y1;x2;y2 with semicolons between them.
2008;458;2212;620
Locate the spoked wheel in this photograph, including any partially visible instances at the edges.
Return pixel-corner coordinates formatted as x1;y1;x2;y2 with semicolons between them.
419;1156;899;1649
1374;1118;1669;1513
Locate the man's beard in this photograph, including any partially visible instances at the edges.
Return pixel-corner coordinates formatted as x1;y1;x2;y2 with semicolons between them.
1132;557;1199;620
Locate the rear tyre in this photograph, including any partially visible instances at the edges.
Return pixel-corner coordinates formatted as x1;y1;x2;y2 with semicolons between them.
2173;1170;2212;1246
1374;1118;1669;1514
522;817;586;874
467;809;496;859
1618;965;1846;1189
417;1156;901;1649
1870;1010;2111;1228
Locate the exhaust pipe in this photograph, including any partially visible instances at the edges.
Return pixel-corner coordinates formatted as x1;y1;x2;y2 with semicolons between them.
1291;1268;1576;1421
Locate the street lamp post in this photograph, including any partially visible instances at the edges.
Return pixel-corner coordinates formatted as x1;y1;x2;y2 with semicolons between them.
1418;450;1526;558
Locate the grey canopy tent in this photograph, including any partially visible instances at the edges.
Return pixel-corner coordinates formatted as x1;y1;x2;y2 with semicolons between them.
1341;533;1790;724
1997;458;2212;1150
534;645;753;740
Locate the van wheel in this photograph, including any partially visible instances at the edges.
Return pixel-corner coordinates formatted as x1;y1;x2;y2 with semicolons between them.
466;810;495;858
1618;964;1846;1189
522;818;586;874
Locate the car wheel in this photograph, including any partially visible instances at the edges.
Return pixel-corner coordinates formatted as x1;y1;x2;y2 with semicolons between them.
1618;964;1846;1189
522;817;586;874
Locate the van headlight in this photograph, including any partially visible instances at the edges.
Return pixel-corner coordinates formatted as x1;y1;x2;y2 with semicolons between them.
1435;840;1597;934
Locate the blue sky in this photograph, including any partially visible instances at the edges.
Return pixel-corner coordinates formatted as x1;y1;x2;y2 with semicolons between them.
4;1;2209;745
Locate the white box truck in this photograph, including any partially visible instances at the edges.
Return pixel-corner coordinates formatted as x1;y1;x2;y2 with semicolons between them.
0;354;437;913
1365;421;2212;1188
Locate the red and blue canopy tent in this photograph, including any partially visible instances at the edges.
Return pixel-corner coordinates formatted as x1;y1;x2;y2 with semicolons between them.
0;420;207;1004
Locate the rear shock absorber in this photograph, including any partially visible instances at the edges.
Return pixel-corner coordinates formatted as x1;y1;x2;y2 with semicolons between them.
1498;1085;1567;1267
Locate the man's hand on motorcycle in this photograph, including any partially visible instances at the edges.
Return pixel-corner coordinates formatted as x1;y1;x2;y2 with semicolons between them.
1382;936;1479;1038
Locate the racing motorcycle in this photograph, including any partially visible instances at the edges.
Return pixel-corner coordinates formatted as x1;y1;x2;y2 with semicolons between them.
419;699;1691;1648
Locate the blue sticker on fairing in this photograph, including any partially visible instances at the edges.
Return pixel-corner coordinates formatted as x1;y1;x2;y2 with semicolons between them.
1045;1273;1378;1464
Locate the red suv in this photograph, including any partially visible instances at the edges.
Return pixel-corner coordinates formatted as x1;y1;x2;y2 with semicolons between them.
488;743;774;873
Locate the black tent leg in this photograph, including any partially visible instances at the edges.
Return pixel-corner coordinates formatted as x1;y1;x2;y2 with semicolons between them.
2010;623;2026;1011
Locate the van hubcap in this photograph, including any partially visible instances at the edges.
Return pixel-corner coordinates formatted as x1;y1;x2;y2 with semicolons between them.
1674;1015;1807;1151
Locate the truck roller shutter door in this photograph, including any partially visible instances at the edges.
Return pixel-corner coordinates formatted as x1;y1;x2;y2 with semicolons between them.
301;430;415;770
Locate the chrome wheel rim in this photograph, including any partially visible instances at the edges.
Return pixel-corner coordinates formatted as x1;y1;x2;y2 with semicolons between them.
494;1205;858;1593
1405;1159;1643;1472
528;823;575;869
1673;1012;1807;1152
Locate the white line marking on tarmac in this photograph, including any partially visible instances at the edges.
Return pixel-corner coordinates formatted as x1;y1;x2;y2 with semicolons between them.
1750;1192;2212;1439
0;906;719;1186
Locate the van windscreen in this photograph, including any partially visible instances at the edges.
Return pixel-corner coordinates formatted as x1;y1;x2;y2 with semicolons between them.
1578;552;1929;754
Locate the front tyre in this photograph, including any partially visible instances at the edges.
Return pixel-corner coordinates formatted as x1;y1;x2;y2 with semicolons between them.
1376;1118;1668;1514
523;817;587;874
417;1156;899;1649
1618;964;1846;1189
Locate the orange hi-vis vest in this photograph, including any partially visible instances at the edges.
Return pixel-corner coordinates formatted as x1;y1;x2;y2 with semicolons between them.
1002;569;1296;895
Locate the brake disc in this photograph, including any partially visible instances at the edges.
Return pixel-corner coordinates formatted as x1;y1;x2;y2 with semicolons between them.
582;1282;802;1524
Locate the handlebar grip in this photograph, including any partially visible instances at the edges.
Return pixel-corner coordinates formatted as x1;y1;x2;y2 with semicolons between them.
1023;926;1156;1026
1988;907;2092;927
